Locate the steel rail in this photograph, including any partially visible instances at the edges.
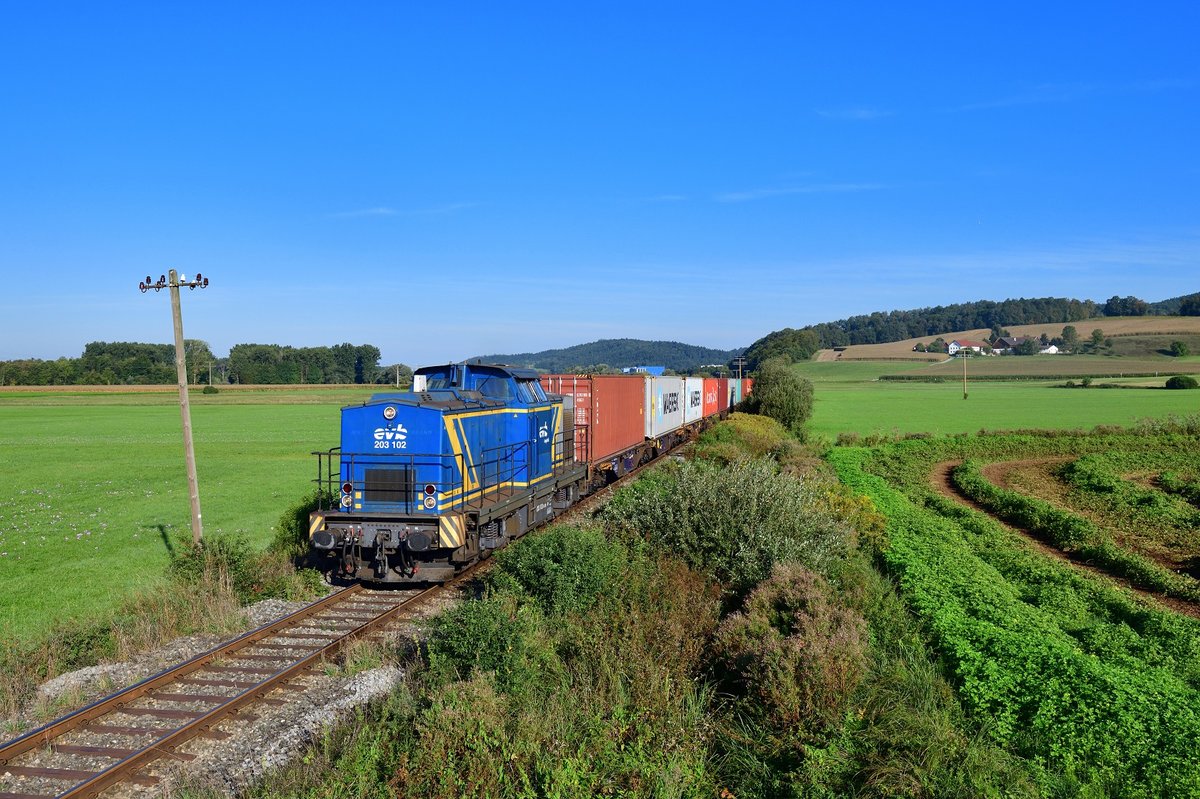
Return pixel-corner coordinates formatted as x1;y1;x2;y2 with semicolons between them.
55;584;443;799
0;585;366;766
0;580;452;799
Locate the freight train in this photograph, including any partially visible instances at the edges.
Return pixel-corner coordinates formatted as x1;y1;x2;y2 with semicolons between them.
307;361;752;583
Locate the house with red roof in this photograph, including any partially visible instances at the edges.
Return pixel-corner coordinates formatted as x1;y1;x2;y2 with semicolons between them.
947;339;989;356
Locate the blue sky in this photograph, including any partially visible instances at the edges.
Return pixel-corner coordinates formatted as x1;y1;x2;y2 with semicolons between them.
1;2;1197;365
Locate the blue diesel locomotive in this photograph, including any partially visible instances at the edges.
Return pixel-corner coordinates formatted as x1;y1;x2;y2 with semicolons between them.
308;362;587;582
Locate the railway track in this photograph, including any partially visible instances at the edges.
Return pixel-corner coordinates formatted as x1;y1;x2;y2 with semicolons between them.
0;579;463;799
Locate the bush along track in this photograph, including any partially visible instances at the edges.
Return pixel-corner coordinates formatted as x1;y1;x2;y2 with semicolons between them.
830;423;1200;797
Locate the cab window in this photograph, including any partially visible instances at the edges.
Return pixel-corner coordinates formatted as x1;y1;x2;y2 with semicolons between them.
515;381;536;403
477;377;513;399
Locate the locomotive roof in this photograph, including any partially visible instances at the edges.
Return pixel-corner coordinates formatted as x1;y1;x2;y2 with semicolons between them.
358;390;506;411
413;362;541;380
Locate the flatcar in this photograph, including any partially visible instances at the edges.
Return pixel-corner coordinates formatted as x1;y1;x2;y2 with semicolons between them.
308;362;749;583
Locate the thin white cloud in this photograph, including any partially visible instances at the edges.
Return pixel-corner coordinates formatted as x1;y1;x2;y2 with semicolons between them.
715;183;886;203
958;79;1192;111
815;107;892;120
329;202;477;219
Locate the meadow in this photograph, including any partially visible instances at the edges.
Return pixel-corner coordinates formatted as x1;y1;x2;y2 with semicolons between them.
795;360;1200;439
0;388;371;640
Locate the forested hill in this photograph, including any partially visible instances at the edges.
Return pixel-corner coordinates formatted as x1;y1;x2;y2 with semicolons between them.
476;338;742;373
744;292;1200;369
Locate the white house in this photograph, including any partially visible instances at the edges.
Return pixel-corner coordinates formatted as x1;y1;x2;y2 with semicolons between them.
947;339;988;356
1039;344;1060;355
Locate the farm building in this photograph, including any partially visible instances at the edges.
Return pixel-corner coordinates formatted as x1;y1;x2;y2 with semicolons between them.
947;339;989;356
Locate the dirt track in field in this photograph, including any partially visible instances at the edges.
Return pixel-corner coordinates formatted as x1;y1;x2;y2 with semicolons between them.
929;459;1200;620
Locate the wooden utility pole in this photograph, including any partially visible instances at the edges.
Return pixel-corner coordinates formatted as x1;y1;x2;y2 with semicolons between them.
140;271;210;546
732;355;747;380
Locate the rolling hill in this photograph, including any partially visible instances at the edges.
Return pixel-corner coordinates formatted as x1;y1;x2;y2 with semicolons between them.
475;338;742;373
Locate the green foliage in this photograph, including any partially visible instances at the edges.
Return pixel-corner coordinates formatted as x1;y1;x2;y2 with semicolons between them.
201;384;219;394
744;296;1100;354
427;593;562;697
830;432;1200;796
600;458;852;598
271;489;334;556
1160;471;1200;507
693;411;793;465
743;327;822;370
1171;340;1191;357
952;459;1200;601
1167;374;1199;389
227;342;383;384
487;525;625;616
714;564;867;733
168;532;322;604
745;357;814;435
1103;295;1150;316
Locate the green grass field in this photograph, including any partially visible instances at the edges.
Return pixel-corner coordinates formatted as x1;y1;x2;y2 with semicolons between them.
795;360;1200;438
0;390;360;640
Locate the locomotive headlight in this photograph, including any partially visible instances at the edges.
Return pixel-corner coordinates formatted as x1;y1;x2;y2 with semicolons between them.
383;406;397;420
423;496;436;509
340;494;353;508
341;482;353;495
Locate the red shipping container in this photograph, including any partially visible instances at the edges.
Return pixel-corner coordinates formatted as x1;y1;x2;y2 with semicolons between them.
540;374;647;466
702;378;720;418
742;378;753;398
716;378;730;413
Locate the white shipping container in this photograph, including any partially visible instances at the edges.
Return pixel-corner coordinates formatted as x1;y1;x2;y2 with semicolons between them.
683;377;704;424
643;376;685;439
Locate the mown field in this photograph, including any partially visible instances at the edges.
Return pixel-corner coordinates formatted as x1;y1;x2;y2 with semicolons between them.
796;359;1200;439
0;388;371;640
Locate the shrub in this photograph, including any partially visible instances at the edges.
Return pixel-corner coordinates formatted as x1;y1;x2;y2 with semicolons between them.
714;564;867;734
1166;375;1198;390
272;489;334;555
169;532;322;604
201;384;219;394
745;357;814;435
426;593;561;696
600;458;853;598
1170;340;1190;357
693;412;791;464
487;525;625;617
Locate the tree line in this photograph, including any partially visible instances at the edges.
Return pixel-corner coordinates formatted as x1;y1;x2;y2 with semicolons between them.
0;341;412;386
743;293;1200;369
